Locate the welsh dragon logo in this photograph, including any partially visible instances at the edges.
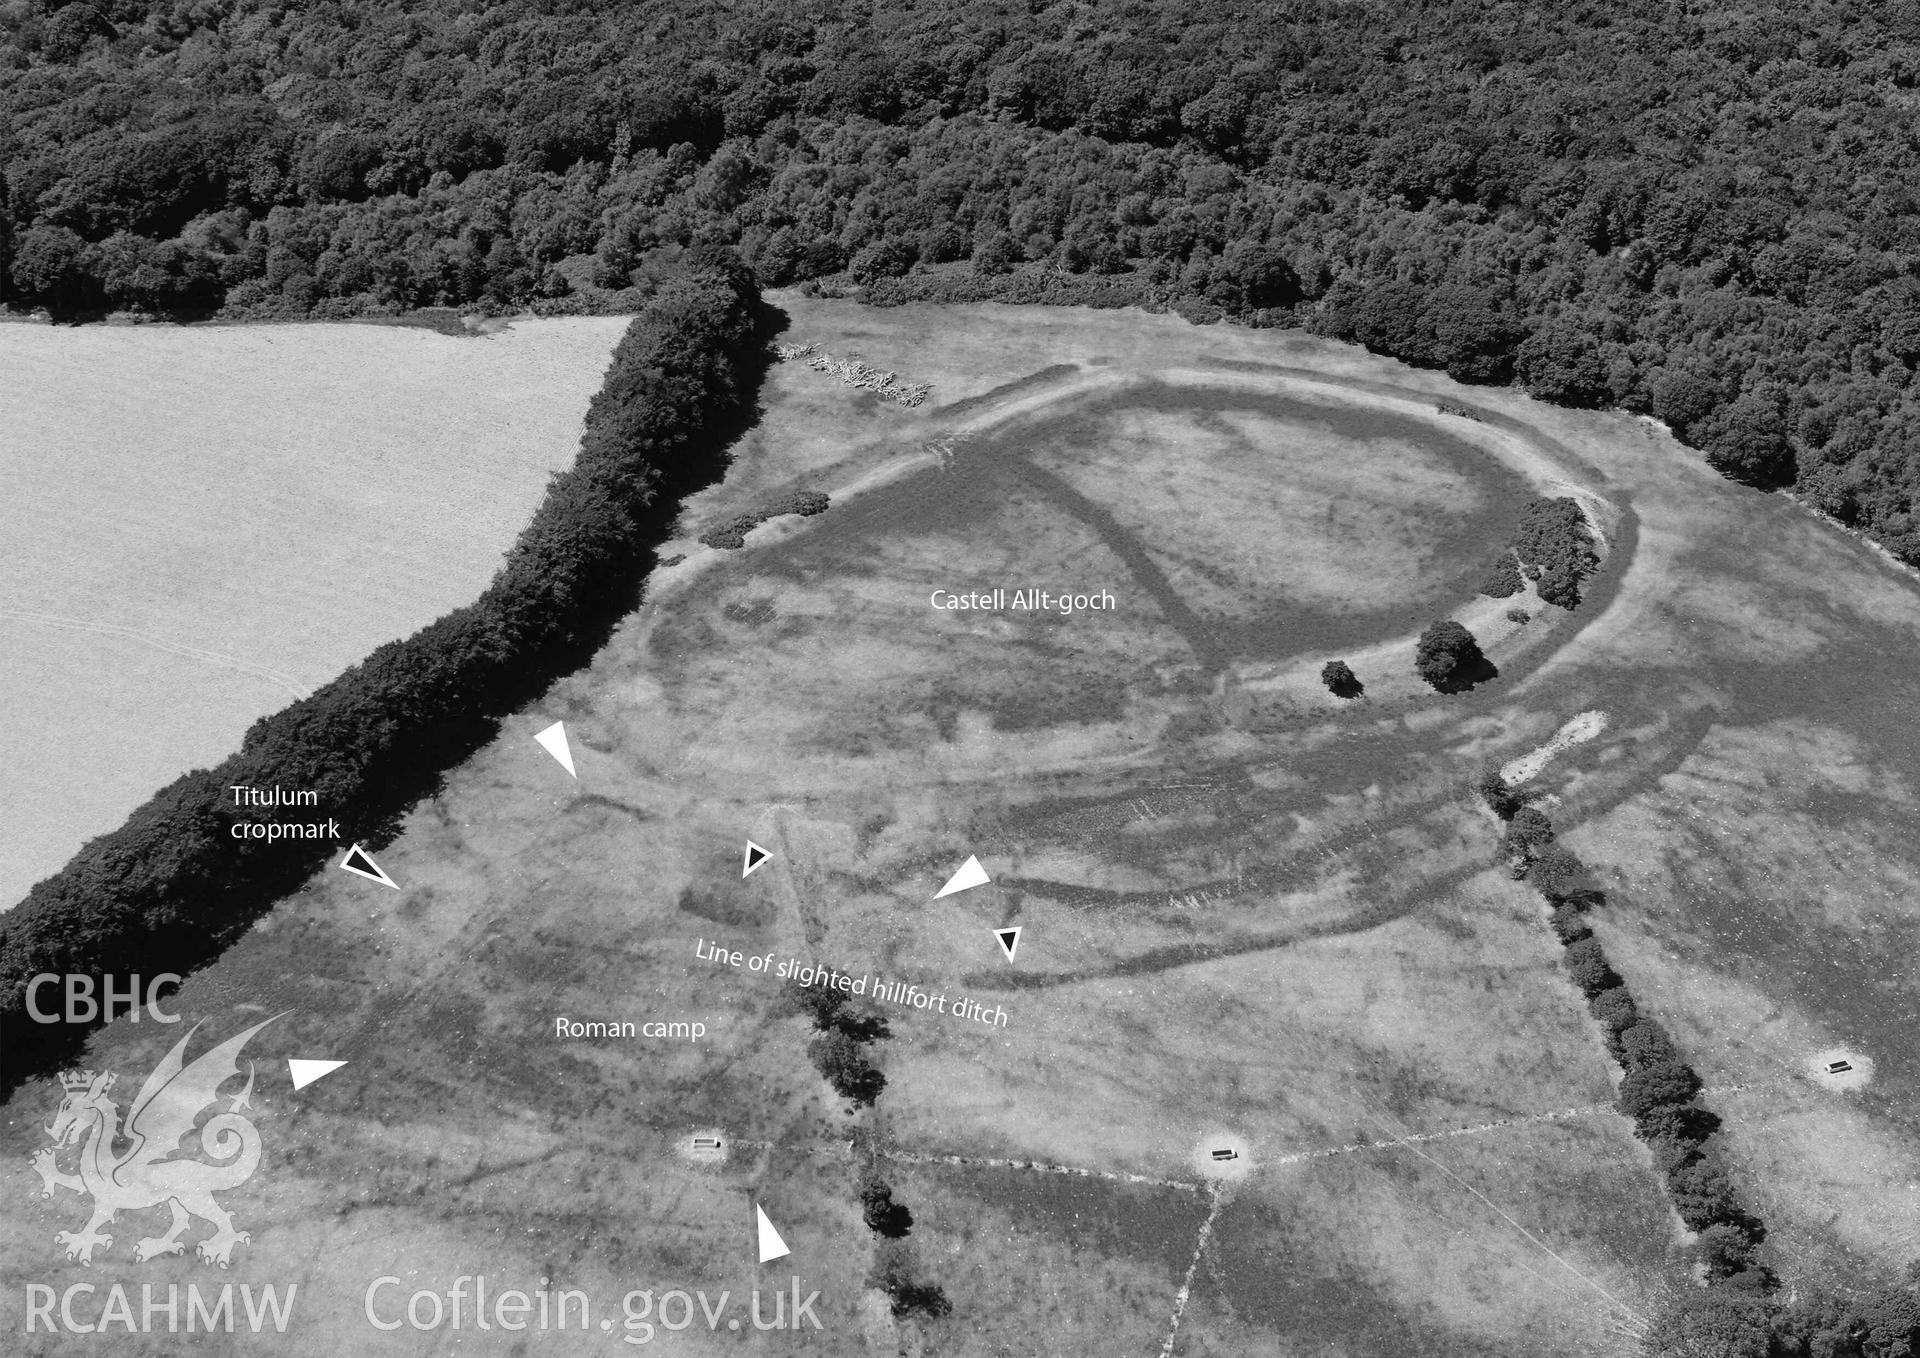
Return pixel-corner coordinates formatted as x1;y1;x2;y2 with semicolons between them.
29;1016;278;1268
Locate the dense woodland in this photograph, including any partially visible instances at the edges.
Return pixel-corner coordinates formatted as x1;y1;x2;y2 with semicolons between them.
4;1;1920;562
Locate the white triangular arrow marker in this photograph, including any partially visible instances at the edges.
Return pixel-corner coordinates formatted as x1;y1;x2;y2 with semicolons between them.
743;841;771;879
288;1059;347;1091
756;1204;790;1263
534;721;576;777
340;844;398;889
995;926;1022;962
934;854;991;899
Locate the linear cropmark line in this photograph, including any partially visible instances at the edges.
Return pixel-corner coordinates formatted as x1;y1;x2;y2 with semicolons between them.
872;1147;1201;1193
0;607;310;699
1158;1182;1227;1358
1265;1101;1618;1167
1354;1110;1648;1331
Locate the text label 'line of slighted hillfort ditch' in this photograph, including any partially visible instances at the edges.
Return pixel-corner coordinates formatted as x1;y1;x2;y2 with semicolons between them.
694;940;1010;1028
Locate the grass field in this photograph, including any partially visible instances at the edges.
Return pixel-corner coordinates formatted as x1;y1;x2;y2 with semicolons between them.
6;297;1918;1355
0;315;630;907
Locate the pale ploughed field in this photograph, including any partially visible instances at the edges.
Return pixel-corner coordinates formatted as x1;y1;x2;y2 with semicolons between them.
0;316;631;907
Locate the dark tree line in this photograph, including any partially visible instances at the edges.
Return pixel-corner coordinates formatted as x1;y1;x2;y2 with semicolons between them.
1477;768;1770;1286
786;981;952;1321
790;981;889;1106
0;247;767;1092
7;2;1920;566
1476;767;1920;1357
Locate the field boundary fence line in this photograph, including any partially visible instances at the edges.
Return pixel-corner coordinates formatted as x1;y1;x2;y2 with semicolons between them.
1355;1108;1649;1331
1158;1182;1227;1358
873;1146;1201;1193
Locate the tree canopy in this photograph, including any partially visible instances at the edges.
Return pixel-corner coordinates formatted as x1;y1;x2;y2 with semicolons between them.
1414;619;1488;691
1320;659;1362;698
7;1;1920;566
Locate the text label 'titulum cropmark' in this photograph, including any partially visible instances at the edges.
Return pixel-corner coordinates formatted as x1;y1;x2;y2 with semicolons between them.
228;785;338;842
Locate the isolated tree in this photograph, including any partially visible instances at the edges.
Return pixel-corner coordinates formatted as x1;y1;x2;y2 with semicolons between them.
1618;1019;1679;1071
1649;368;1725;443
1548;902;1591;944
1667;1155;1744;1230
1632;1101;1721;1150
1515;321;1611;407
10;224;96;313
1528;842;1587;899
1477;551;1523;597
830;1003;891;1043
789;983;849;1029
849;238;917;285
971;230;1018;275
1414;619;1487;691
1616;1058;1703;1118
1425;282;1522;383
1587;987;1639;1039
1561;936;1618;997
1705;389;1796;488
867;1239;951;1317
1696;1223;1767;1284
790;984;890;1041
1473;763;1520;818
809;1030;886;1106
1512;497;1599;609
1503;806;1555;854
1227;242;1302;308
1320;659;1362;699
860;1175;914;1237
891;1281;952;1320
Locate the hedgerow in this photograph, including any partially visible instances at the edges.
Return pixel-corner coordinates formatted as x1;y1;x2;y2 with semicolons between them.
0;246;766;1091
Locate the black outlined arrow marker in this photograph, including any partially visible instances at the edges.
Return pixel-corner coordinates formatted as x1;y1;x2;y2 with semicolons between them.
995;927;1022;962
743;841;771;878
340;843;398;889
